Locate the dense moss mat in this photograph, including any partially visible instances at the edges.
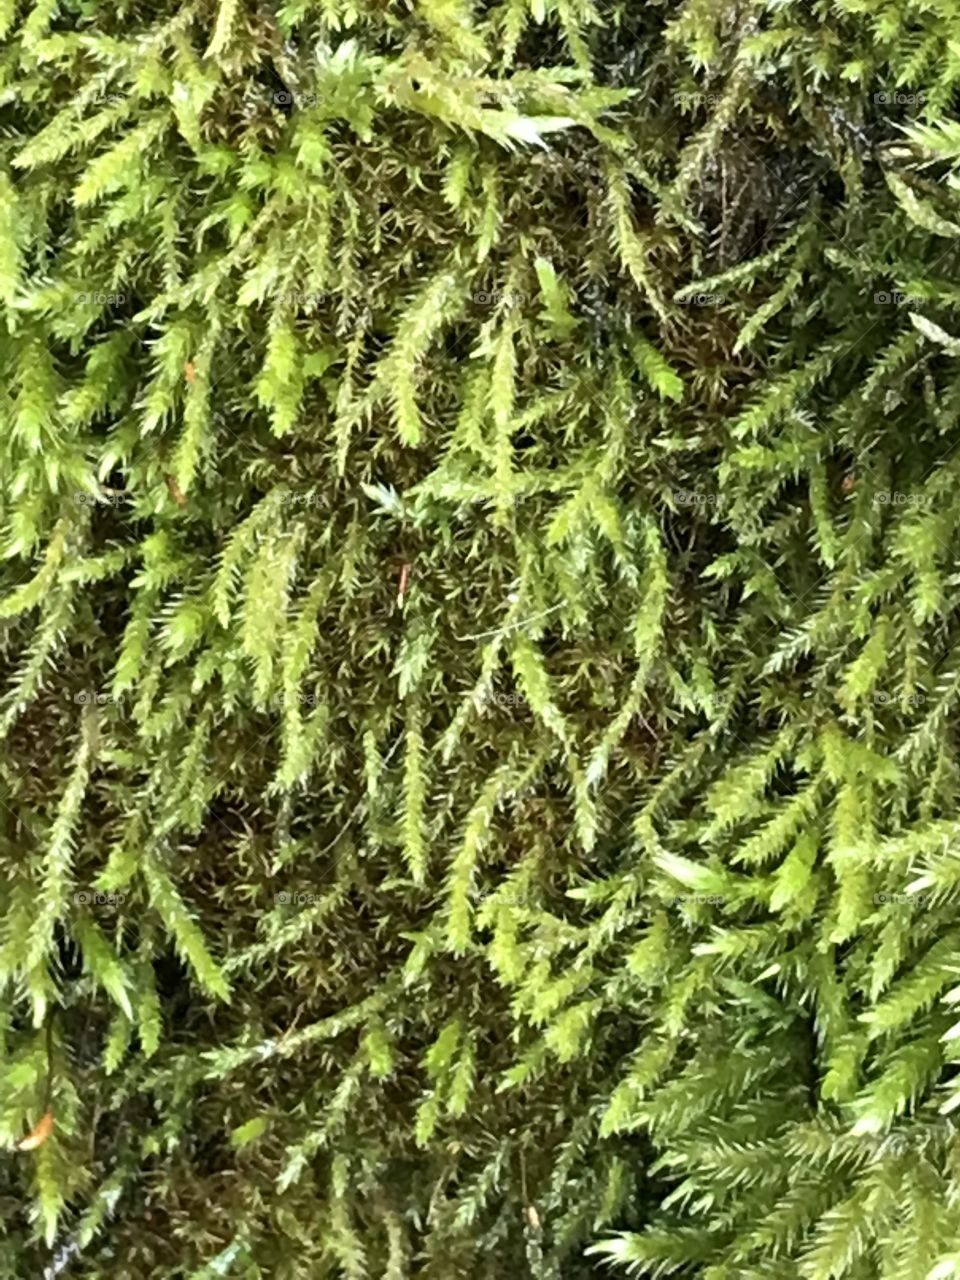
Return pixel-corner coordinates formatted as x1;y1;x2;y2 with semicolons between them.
3;0;960;1275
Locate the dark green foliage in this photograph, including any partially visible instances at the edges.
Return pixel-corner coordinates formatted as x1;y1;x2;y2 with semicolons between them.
3;0;960;1276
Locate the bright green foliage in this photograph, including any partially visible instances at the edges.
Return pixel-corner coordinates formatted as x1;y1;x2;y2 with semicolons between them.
3;0;960;1277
